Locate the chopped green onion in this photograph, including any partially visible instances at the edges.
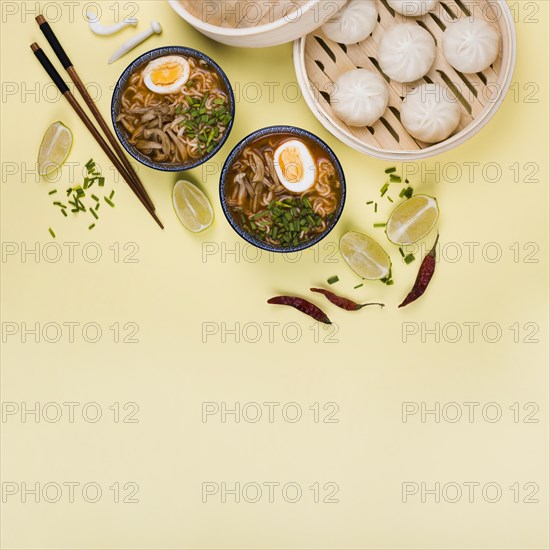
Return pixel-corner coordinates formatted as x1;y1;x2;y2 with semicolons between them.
90;208;98;220
374;223;386;228
380;183;389;197
327;275;339;285
389;174;402;183
109;190;115;200
366;200;373;205
48;189;57;195
404;254;415;264
354;283;363;289
98;177;105;187
61;209;67;217
88;223;95;230
48;227;56;238
399;247;405;258
91;194;99;202
385;167;396;174
104;197;115;207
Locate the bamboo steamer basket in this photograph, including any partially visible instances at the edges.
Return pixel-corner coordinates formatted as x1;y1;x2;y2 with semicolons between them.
168;0;348;48
293;0;517;160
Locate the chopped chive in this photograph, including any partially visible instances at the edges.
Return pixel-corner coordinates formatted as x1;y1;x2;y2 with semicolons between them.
380;183;389;197
98;177;105;187
175;104;182;115
385;167;396;174
66;187;72;196
374;203;378;213
251;211;267;220
399;247;405;258
374;223;386;228
48;227;56;238
88;223;95;230
61;209;67;217
104;197;115;207
354;283;363;289
387;196;394;202
48;189;57;195
404;254;416;264
109;190;115;200
213;98;225;105
91;194;99;202
327;275;339;285
95;202;100;211
90;208;98;220
389;174;402;183
71;208;79;213
366;200;373;205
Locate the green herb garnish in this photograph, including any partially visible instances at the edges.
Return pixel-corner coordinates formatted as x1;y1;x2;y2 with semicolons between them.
327;276;339;285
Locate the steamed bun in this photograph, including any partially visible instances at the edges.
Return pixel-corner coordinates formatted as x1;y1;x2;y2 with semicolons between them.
401;83;461;143
331;69;389;127
322;0;378;45
378;23;436;82
443;18;500;73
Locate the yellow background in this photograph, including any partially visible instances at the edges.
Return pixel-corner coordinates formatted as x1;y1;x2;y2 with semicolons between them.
1;1;548;548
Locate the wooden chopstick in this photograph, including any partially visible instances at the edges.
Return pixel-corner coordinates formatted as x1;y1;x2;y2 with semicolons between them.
35;14;156;213
31;42;164;229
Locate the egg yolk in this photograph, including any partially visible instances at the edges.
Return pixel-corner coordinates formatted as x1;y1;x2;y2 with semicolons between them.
151;63;184;86
280;147;304;184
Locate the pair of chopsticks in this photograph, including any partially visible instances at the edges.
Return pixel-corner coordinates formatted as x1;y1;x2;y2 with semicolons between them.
31;15;164;229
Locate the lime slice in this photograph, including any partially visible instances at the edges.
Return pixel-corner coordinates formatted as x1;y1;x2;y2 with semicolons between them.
172;180;214;232
386;194;439;245
340;232;391;280
37;121;73;176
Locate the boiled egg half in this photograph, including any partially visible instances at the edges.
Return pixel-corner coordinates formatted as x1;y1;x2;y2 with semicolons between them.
143;56;190;95
273;139;316;193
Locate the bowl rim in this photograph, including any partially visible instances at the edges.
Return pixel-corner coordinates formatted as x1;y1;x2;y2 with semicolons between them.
219;125;347;253
167;0;325;38
111;45;235;172
292;0;517;160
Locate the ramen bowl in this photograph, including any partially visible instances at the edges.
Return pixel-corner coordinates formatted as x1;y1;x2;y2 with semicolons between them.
220;126;346;253
112;46;235;171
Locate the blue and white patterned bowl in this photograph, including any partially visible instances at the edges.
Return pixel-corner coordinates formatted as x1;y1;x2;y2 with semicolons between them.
220;126;346;253
111;46;235;172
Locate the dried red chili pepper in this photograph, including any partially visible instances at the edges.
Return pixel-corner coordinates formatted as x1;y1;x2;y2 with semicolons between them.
268;296;331;324
398;234;439;308
310;288;385;311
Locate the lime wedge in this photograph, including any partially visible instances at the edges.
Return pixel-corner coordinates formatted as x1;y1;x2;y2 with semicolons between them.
172;180;214;232
340;232;391;280
38;121;73;176
386;195;439;245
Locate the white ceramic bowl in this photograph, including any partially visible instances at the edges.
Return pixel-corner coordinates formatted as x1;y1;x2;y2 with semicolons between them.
168;0;347;48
